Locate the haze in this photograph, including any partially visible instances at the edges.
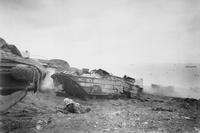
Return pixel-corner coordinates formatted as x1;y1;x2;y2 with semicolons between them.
0;0;200;78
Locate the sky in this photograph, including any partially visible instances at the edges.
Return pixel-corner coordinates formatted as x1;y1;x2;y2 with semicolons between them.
0;0;200;75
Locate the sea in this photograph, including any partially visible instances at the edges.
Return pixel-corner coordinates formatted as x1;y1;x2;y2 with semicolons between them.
108;63;200;99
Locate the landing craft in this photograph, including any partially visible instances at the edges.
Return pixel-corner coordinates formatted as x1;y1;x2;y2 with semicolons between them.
51;69;143;99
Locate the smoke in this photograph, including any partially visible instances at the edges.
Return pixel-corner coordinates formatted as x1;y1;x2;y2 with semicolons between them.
144;84;178;97
40;68;64;93
40;68;56;91
144;84;200;99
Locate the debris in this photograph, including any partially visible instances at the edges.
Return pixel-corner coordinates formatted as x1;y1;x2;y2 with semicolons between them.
184;117;190;120
152;107;174;112
36;117;54;131
123;75;135;83
36;120;43;130
90;69;110;77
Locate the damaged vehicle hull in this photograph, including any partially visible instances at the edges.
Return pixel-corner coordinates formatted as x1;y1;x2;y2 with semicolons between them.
0;38;46;113
52;72;142;99
0;53;46;113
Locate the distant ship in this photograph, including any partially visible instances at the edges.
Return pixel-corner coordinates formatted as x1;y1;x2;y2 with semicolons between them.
185;65;197;68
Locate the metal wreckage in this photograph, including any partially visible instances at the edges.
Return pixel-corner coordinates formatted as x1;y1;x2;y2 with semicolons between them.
0;37;143;113
0;38;46;113
51;69;143;99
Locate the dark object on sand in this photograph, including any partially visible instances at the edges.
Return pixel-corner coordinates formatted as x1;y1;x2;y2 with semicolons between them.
63;103;91;114
0;38;46;113
57;98;91;114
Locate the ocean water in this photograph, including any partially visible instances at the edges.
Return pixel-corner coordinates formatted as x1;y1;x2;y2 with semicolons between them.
131;64;200;88
108;63;200;99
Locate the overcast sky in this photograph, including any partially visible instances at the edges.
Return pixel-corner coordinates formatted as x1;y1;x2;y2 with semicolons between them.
0;0;200;71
